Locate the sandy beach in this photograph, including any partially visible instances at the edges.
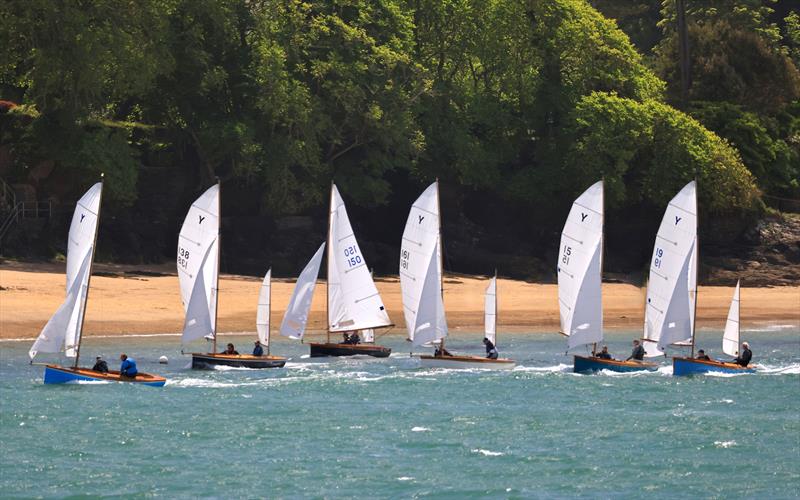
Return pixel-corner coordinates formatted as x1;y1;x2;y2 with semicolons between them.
0;260;797;340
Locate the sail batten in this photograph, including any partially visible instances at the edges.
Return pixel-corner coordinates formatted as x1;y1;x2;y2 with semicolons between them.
557;181;604;350
643;181;698;356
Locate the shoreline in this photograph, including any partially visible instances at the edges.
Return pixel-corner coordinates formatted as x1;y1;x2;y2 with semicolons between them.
1;261;798;340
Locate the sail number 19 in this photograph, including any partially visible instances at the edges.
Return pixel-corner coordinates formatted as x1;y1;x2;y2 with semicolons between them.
654;248;663;268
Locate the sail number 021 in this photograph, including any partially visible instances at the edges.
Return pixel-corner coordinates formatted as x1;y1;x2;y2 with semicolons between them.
343;245;362;268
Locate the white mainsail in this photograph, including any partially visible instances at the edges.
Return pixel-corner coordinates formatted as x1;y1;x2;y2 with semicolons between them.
177;184;220;345
327;185;391;332
643;181;697;356
399;182;447;346
29;182;102;360
484;275;497;345
557;181;604;350
722;280;741;357
256;269;271;347
280;243;326;340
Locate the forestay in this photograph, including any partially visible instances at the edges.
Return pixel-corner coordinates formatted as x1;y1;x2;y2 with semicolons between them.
29;182;102;360
399;182;447;345
177;184;220;344
643;181;697;356
557;181;604;350
280;243;326;340
722;280;741;357
256;269;271;347
484;275;497;345
327;185;390;332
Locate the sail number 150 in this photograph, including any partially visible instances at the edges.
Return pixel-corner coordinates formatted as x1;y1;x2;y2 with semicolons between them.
343;245;362;268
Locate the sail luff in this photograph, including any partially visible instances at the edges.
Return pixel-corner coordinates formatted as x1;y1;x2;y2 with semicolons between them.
72;177;103;368
212;179;221;353
722;280;741;357
326;183;334;342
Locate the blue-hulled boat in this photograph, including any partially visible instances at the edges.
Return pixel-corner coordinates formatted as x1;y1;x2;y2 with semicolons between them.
574;355;659;374
43;365;167;387
672;357;755;376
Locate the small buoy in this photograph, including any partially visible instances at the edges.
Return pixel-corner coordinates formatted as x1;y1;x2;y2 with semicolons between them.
158;356;169;364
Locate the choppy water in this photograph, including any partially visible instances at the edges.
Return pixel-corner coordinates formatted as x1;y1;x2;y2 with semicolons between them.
1;328;799;499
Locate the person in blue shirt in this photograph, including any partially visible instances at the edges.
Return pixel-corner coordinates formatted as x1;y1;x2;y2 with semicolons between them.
252;341;264;356
595;346;612;360
119;353;138;377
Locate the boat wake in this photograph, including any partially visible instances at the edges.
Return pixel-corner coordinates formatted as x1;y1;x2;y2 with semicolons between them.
471;448;505;457
756;363;800;375
512;363;571;374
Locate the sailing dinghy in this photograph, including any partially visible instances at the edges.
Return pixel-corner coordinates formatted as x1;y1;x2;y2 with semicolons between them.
558;181;656;373
308;184;392;357
178;182;286;369
401;181;514;370
673;280;756;375
29;179;166;386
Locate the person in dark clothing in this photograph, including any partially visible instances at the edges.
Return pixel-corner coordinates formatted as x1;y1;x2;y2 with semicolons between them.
92;356;109;373
483;338;499;359
342;333;351;344
222;343;239;355
595;346;612;360
119;354;138;377
696;349;711;361
252;341;264;356
734;342;752;366
434;346;452;357
626;340;645;361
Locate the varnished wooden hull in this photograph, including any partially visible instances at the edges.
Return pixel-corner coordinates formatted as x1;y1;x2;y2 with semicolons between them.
573;355;659;374
308;343;391;358
190;353;287;369
672;357;756;376
43;365;166;387
419;355;515;370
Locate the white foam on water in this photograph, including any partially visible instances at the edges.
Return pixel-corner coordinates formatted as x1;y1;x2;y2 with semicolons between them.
705;371;747;378
68;379;110;385
396;477;414;481
746;323;798;332
757;363;800;375
714;440;737;448
719;399;734;404
512;363;570;373
168;378;259;388
212;365;260;371
411;426;431;432
471;448;505;457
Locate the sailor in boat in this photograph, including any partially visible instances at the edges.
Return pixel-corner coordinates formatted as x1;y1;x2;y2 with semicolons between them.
696;349;712;361
733;342;753;367
341;332;351;344
625;340;646;362
252;341;264;356
92;356;109;373
434;345;452;357
595;346;612;360
222;343;239;355
119;354;138;377
483;338;499;359
349;331;361;345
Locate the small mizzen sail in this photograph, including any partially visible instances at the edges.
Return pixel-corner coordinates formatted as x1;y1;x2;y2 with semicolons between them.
557;181;604;350
399;182;447;346
280;243;326;340
177;184;220;345
643;181;697;356
327;185;391;332
256;269;271;347
30;182;102;360
484;275;497;345
722;280;741;357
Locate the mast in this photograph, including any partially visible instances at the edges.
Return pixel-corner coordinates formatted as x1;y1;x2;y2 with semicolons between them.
73;174;104;368
268;267;272;355
594;178;605;356
212;178;221;354
690;178;699;357
326;182;333;344
436;179;445;352
494;269;498;345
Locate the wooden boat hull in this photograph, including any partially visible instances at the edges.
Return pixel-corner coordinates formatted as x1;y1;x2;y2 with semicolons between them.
190;353;287;369
672;357;756;376
308;343;391;358
43;365;166;387
573;355;659;374
419;355;515;370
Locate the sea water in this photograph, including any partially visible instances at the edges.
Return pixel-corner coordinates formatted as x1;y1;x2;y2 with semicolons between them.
1;328;798;499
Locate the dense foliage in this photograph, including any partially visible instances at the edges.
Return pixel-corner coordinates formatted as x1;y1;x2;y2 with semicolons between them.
1;0;796;277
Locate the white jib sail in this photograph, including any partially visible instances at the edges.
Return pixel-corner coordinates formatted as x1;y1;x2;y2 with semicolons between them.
29;182;102;359
557;181;604;350
643;181;697;356
399;182;445;343
411;238;448;346
280;243;326;340
177;184;220;343
484;275;497;345
722;280;741;357
327;185;391;332
256;268;271;347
